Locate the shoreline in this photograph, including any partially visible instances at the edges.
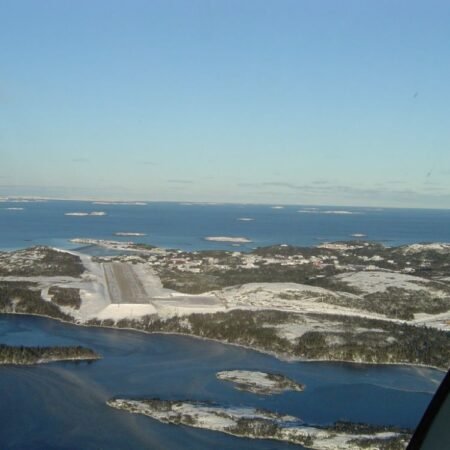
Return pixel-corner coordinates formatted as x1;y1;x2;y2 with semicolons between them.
0;311;446;373
0;355;101;367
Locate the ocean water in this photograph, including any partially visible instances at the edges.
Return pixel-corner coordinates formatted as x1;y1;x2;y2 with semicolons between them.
0;200;449;252
0;315;443;450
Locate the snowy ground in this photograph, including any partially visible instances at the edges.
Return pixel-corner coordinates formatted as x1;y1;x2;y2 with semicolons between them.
333;271;435;294
212;283;392;322
3;248;449;332
401;243;450;254
94;303;158;321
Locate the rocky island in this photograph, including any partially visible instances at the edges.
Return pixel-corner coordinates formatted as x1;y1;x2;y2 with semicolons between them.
216;370;304;394
107;398;412;449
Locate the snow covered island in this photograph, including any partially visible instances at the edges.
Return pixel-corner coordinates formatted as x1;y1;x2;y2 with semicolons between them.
113;232;147;237
217;370;304;395
204;236;252;243
65;211;107;216
107;398;411;450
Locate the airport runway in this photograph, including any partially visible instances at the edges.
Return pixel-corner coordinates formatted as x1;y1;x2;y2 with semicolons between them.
103;262;149;304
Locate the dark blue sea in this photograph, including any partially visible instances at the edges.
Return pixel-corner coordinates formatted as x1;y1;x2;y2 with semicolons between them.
0;315;444;450
1;200;449;252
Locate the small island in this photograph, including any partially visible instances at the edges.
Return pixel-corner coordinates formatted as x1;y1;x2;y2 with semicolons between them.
65;211;107;216
217;370;304;395
204;236;252;243
113;232;147;237
107;398;411;449
0;344;101;365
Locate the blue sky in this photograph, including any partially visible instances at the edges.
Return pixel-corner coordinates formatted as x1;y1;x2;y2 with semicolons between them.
1;0;449;207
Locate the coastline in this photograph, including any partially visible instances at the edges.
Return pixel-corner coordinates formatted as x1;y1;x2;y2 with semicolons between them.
0;311;446;373
0;339;101;366
0;355;101;366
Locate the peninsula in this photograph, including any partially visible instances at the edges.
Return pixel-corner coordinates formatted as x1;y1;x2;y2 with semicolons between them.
0;344;100;365
0;241;449;369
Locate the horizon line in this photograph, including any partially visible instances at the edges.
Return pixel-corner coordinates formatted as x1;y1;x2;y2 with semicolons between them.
1;195;449;212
